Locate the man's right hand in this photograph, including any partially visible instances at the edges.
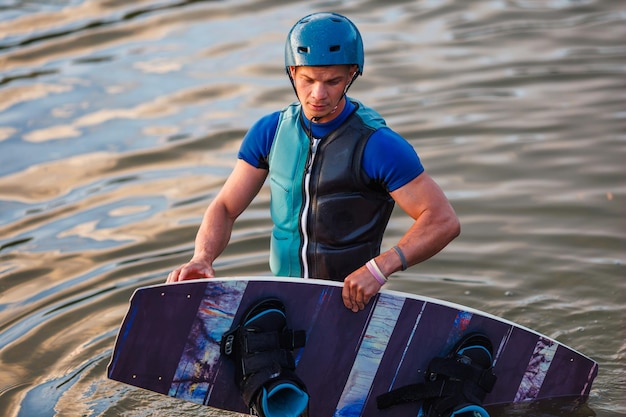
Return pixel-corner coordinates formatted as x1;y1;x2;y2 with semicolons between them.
166;259;215;283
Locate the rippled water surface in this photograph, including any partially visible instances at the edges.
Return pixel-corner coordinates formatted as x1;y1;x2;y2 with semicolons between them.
0;0;624;416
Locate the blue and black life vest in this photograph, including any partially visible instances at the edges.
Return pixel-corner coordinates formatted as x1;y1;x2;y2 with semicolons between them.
268;100;395;281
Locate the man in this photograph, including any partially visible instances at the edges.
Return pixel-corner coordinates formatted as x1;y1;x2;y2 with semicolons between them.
167;13;489;417
167;12;460;314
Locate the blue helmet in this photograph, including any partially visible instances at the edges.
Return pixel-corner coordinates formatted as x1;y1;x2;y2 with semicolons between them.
285;12;364;75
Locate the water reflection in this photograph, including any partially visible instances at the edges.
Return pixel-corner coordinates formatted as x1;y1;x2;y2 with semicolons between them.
0;0;624;416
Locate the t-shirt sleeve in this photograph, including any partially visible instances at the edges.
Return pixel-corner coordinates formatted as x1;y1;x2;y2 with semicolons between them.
237;111;281;169
363;127;425;192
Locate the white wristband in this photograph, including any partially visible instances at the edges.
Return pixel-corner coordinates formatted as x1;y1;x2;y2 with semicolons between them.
366;259;387;285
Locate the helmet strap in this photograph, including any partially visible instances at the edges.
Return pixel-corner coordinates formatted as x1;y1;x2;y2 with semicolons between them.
344;71;359;95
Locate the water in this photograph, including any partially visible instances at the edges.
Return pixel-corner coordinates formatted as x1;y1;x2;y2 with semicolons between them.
0;0;624;416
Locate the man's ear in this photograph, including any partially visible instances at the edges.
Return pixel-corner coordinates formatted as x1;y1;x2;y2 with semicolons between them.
350;64;358;77
289;66;297;78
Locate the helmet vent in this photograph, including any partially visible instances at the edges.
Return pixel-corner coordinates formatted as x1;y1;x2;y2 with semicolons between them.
297;46;309;54
329;45;341;52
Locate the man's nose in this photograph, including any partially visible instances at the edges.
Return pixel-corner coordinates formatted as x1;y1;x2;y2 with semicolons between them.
311;82;328;100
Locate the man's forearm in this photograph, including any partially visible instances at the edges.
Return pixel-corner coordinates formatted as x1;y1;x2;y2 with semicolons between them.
191;201;236;264
377;208;460;277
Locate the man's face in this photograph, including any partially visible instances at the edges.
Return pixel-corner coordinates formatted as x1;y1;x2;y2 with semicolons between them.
290;65;356;123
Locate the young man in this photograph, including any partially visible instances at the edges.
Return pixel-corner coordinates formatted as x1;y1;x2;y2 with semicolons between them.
167;12;460;313
167;13;495;417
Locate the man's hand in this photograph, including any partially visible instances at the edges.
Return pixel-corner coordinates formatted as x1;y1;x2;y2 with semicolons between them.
166;259;215;283
342;265;383;312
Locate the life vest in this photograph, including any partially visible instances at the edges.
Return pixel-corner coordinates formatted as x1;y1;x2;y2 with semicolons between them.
268;100;395;281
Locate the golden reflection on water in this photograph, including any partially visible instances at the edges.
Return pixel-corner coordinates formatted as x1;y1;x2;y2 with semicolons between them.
0;153;118;201
0;83;72;113
19;83;243;143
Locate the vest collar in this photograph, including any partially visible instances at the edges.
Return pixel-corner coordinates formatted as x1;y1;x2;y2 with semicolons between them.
299;99;356;138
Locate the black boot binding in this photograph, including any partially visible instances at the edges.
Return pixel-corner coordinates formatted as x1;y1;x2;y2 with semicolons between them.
221;298;309;417
377;333;497;417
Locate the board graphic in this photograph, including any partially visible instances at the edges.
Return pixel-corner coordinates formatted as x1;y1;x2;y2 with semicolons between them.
107;277;597;416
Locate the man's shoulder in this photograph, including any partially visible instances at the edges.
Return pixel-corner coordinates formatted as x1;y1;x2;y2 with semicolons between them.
350;98;387;129
251;103;300;130
249;110;284;135
278;101;302;117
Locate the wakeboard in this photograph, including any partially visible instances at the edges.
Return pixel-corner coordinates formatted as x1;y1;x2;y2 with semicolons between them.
107;277;597;416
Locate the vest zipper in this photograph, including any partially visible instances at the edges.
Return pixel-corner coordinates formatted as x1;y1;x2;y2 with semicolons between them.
300;137;320;279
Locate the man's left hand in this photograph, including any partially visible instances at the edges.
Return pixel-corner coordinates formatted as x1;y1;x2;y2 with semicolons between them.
342;266;383;312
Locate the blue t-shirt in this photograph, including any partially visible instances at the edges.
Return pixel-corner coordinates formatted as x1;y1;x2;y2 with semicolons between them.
238;99;424;192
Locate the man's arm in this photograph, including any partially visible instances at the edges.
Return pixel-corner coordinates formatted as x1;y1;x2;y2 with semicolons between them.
167;160;268;283
342;173;460;311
